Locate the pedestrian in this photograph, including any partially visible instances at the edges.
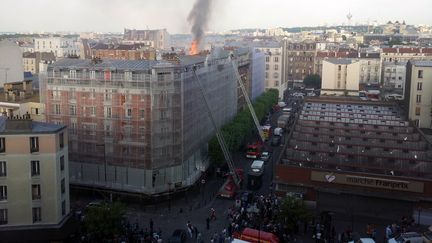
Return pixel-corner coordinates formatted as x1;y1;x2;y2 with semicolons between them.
210;208;216;220
197;232;202;243
193;226;198;239
187;221;193;238
206;217;210;230
149;218;154;235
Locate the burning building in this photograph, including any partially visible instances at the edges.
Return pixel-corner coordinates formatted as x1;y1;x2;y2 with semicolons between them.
43;50;237;195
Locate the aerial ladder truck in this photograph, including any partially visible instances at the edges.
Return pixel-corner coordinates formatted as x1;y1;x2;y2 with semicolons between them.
191;54;267;198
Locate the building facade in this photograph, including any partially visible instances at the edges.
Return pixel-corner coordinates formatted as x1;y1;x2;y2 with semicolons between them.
382;61;407;96
90;43;156;60
0;40;24;86
255;42;287;100
405;61;432;128
358;52;381;85
321;59;360;96
381;48;432;64
44;54;237;195
0;117;69;228
34;37;80;58
250;49;265;101
314;50;358;77
123;29;170;50
286;42;317;83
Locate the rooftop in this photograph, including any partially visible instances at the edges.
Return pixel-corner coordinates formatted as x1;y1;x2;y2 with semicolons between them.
49;58;163;71
325;58;357;65
411;60;432;67
0;116;65;134
282;99;432;180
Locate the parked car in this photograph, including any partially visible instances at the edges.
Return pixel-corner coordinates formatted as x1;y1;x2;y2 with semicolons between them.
260;151;271;161
167;229;187;243
271;136;281;146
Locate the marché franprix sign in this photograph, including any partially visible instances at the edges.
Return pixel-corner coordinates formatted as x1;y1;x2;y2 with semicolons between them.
311;171;424;193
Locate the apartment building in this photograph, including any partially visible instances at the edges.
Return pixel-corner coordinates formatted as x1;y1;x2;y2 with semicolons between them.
0;116;69;228
34;37;81;58
314;50;358;77
405;61;432;128
321;59;360;96
44;52;237;195
286;42;317;83
382;61;407;96
90;43;156;60
0;40;24;87
123;29;170;50
255;42;288;100
22;52;56;74
358;52;381;85
381;47;432;63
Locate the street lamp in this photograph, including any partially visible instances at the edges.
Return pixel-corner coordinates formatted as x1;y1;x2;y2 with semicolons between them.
168;182;172;212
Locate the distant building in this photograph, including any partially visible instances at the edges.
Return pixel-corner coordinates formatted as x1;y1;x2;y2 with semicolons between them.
22;52;56;74
44;52;237;195
405;61;432;128
3;80;33;102
321;59;360;96
314;50;358;77
250;49;266;101
90;43;156;60
255;42;288;99
34;37;80;58
123;29;170;50
382;61;407;94
381;47;432;64
0;116;69;228
358;52;381;85
0;40;24;86
286;42;317;83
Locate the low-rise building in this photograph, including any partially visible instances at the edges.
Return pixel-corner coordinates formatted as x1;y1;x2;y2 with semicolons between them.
90;43;156;60
405;61;432;128
22;52;56;74
34;37;80;58
321;59;360;96
382;61;407;96
276;98;432;221
0;116;69;229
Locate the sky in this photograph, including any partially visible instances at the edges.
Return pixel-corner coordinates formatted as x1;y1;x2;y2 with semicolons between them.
0;0;431;34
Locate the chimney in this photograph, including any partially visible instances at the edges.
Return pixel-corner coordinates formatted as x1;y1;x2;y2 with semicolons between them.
4;113;32;132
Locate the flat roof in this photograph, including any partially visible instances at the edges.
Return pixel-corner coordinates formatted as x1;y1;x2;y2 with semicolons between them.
49;58;163;71
0;116;65;134
325;58;357;65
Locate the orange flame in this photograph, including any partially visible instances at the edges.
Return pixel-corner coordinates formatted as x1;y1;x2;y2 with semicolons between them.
189;39;199;55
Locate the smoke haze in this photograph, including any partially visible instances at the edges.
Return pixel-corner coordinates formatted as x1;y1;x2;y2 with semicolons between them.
187;0;213;45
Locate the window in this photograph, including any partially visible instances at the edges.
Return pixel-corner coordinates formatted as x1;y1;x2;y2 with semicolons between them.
104;89;112;101
140;109;145;119
69;105;76;115
418;70;423;78
89;106;96;116
104;107;112;118
62;200;66;216
31;160;40;176
69;88;76;99
273;73;279;79
30;137;39;153
274;57;279;62
0;185;7;200
416;95;422;103
265;72;268;79
32;184;41;200
53;104;61;115
265;56;270;62
0;209;7;225
32;207;41;223
415;107;421;116
417;82;423;91
59;133;64;149
338;65;341;71
61;179;65;194
90;71;96;80
274;64;279;71
265;64;269;70
0;138;4;153
60;156;65;171
0;161;6;177
126;108;132;118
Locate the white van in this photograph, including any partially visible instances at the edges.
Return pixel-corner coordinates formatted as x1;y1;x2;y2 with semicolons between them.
388;232;423;243
251;160;264;173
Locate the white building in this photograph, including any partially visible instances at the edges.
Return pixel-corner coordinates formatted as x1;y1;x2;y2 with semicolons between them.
34;37;81;58
322;59;360;96
382;61;407;91
0;40;24;86
405;61;432;128
358;53;381;85
255;42;288;100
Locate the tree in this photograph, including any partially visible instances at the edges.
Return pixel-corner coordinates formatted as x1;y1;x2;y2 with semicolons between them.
84;201;126;241
277;196;311;233
303;74;322;89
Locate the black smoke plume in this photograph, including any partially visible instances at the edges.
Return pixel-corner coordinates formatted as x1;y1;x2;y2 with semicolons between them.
187;0;212;45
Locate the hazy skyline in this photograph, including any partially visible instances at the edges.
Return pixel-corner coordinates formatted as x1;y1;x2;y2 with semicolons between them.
1;0;431;34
